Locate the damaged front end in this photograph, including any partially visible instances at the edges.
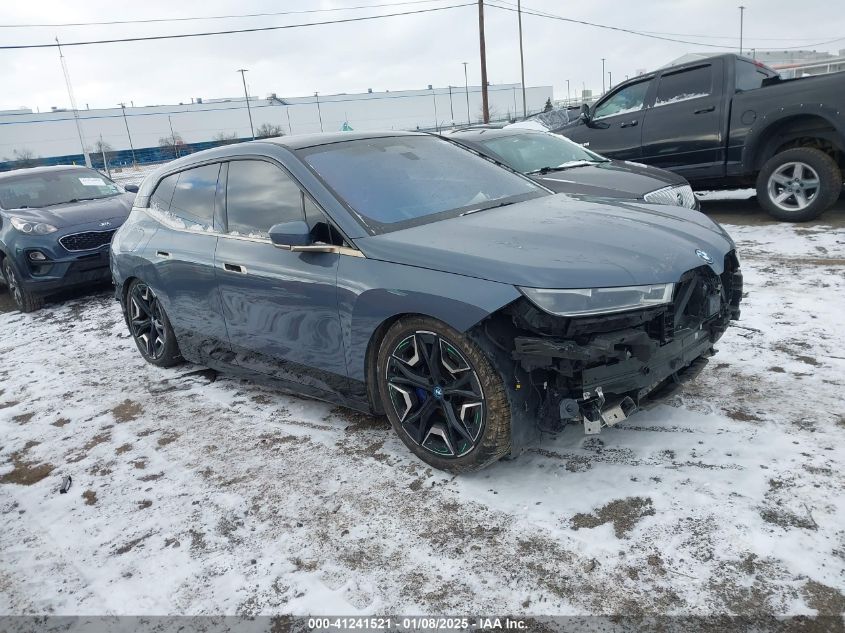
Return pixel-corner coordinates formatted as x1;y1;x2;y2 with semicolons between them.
473;252;742;451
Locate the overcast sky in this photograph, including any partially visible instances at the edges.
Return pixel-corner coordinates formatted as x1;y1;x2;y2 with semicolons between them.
1;0;843;112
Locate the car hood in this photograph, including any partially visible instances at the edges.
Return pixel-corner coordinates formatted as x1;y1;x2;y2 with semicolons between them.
355;194;734;288
4;193;134;229
533;160;687;198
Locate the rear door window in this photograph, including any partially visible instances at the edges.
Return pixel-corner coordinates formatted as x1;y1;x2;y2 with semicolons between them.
225;160;303;237
655;65;712;106
593;79;651;120
168;164;220;230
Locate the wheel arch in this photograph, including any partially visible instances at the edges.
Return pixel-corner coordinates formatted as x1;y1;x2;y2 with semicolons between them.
745;111;845;172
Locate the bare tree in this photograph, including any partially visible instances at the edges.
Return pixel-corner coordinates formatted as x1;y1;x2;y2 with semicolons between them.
158;133;185;158
213;132;239;145
13;148;37;168
255;123;284;139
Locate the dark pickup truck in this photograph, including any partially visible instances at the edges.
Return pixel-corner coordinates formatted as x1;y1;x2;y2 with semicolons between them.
558;53;845;221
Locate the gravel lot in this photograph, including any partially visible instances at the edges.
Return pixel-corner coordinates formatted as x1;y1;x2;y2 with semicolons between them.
1;195;844;617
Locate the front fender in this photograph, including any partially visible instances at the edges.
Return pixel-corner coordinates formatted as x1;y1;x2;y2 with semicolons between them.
336;256;520;383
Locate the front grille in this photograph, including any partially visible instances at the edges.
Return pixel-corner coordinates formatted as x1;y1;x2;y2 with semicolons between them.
59;229;116;252
643;184;697;209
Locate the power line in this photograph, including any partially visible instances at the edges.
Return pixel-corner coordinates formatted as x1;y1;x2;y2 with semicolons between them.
0;0;453;28
0;3;475;50
487;0;845;51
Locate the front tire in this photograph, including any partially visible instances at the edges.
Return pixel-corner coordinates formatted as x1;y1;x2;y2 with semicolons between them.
1;257;44;313
126;279;182;367
376;317;511;473
756;148;841;222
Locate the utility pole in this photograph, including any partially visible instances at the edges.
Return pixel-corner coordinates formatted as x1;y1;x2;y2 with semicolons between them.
517;0;527;118
286;107;293;135
478;0;489;123
99;134;110;178
314;92;323;132
608;71;612;90
738;6;746;55
431;87;439;132
447;85;454;124
237;69;255;139
601;58;606;94
56;38;91;167
566;79;571;105
118;102;138;169
168;115;180;158
462;62;471;125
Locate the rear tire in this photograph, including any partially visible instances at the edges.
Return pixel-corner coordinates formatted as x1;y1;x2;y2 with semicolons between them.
756;147;841;222
376;316;511;473
126;279;182;368
1;257;44;313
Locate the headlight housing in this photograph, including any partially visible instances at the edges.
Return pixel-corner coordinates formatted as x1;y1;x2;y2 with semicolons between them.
520;283;675;317
10;217;58;235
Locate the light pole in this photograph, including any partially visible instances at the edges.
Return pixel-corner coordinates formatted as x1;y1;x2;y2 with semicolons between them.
601;58;606;94
462;61;470;125
314;92;323;132
447;85;454;124
118;102;137;169
608;71;612;90
517;0;527;118
431;87;439;132
738;6;746;55
566;79;570;105
237;69;255;140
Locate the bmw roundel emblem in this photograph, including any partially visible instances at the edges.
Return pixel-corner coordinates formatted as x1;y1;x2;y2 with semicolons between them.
433;386;444;399
696;249;713;264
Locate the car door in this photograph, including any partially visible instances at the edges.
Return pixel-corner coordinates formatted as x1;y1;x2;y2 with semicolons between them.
639;61;724;179
148;163;231;363
566;77;654;160
214;158;348;398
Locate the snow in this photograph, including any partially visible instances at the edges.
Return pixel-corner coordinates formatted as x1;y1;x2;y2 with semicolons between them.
654;93;709;107
1;221;844;617
504;120;549;132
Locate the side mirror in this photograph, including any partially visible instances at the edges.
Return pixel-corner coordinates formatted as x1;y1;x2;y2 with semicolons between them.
269;220;311;247
124;184;140;193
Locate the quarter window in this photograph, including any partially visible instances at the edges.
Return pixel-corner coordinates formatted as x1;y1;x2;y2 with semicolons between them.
655;65;712;106
225;160;303;237
735;59;772;92
593;80;651;120
168;164;220;229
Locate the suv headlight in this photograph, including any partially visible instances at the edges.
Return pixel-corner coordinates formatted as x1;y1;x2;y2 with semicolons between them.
10;217;58;234
520;283;675;317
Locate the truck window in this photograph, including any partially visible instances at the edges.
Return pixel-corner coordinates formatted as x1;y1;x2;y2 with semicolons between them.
735;59;773;92
654;65;712;106
593;79;651;120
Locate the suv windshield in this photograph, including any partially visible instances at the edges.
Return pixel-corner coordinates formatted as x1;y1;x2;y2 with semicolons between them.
300;135;546;232
0;169;123;210
478;132;607;174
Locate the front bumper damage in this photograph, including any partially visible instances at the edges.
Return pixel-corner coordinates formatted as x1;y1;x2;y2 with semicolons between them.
475;252;742;449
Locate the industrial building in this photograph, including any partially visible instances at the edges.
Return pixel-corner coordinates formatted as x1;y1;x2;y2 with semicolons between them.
0;82;553;170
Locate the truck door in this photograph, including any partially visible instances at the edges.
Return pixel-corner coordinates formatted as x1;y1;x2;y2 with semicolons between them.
565;77;654;160
640;61;724;180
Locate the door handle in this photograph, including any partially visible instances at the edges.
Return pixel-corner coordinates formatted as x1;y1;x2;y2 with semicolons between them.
156;250;171;258
694;106;715;114
620;120;638;128
223;262;247;274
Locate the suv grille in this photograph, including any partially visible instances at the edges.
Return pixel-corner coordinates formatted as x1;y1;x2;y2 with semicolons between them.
643;184;697;209
59;230;116;252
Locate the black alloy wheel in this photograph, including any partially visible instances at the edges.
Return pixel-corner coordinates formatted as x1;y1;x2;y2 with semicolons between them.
378;317;511;472
127;280;182;367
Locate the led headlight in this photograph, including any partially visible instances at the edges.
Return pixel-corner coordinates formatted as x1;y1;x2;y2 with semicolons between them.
10;217;58;235
519;283;675;317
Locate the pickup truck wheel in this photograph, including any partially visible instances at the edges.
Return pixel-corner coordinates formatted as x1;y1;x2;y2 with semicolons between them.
756;148;841;222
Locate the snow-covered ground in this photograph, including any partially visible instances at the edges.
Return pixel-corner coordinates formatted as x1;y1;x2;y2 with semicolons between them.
1;220;844;618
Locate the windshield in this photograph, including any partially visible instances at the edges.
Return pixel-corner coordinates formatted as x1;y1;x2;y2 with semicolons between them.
300;136;546;232
478;133;606;174
0;169;123;210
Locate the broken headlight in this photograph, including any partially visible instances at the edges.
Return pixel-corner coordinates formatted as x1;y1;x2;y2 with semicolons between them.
519;283;674;317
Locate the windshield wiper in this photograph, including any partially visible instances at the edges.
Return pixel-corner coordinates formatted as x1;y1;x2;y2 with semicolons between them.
530;160;597;175
460;200;517;216
42;197;101;206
